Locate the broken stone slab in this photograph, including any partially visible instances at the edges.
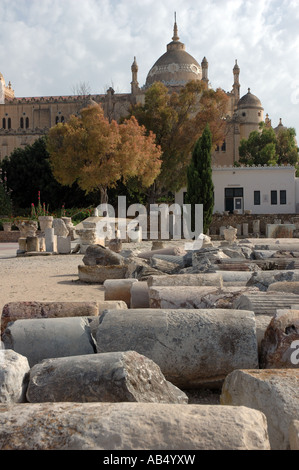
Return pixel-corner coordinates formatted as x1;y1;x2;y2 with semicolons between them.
246;270;299;291
259;309;299;368
0;402;270;450
233;292;299;316
107;237;122;253
1;301;100;335
192;247;229;268
26;236;39;253
149;286;258;310
137;246;187;260
82;244;125;266
57;236;71;254
130;282;150;308
149;256;179;274
104;279;138;306
53;218;69;237
220;369;299;450
253;250;277;260
151;254;185;267
26;351;188;404
290;420;299;450
267;281;299;294
96;308;258;389
0;350;30;403
221;246;246;259
78;265;127;283
2;317;96;367
147;273;223;288
125;257;164;281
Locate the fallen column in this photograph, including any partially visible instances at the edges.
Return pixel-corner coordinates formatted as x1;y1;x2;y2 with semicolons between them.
149;286;258;310
2;317;96;367
26;351;188;404
130;282;150;308
220;369;299;450
147;273;223;288
217;271;253;286
233;292;299;316
267;281;299;294
95;308;258;389
104;279;138;306
0;402;270;450
78;265;127;283
246;270;299;291
1;301;100;335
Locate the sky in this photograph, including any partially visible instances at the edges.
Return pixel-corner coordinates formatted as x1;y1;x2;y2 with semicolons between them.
0;0;299;134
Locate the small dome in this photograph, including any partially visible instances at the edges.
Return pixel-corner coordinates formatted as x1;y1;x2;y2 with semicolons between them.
145;22;202;89
238;88;262;109
274;118;287;134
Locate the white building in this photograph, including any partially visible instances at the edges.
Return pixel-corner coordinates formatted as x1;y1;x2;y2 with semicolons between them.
175;165;299;215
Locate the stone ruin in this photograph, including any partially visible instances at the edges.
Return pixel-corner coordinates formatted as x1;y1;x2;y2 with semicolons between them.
1;230;299;450
17;216;76;256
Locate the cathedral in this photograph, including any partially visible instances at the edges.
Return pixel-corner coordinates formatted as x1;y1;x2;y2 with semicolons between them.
0;20;287;165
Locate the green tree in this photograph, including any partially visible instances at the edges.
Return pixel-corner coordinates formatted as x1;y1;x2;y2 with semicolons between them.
1;136;98;211
239;123;299;167
276;127;299;165
129;80;228;203
185;124;214;234
0;170;13;216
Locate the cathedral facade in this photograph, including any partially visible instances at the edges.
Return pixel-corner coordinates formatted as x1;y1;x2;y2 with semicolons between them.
0;21;285;165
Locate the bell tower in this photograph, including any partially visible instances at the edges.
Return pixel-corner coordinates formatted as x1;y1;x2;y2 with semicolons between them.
131;57;140;95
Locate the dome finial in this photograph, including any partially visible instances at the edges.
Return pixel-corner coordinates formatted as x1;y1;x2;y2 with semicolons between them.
172;12;179;41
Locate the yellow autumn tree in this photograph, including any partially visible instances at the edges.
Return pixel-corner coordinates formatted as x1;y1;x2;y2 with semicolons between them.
47;104;162;204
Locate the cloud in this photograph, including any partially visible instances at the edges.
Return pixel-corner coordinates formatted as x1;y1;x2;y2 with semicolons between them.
0;0;298;134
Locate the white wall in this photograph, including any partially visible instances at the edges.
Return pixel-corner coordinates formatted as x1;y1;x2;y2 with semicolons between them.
175;165;298;215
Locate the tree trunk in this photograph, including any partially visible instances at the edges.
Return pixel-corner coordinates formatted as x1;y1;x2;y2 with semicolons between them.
100;186;108;205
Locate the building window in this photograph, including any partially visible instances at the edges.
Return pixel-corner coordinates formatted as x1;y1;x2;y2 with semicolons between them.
221;140;226;152
55;116;59;124
25;117;29;129
254;191;260;205
271;190;277;205
61;116;65;123
2;118;6;129
7;118;11;129
20;117;24;128
280;190;287;205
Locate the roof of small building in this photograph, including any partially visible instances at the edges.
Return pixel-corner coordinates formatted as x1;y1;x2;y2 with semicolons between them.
237;88;263;109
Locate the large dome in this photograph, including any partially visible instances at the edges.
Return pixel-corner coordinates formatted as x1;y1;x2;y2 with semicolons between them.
145;22;202;89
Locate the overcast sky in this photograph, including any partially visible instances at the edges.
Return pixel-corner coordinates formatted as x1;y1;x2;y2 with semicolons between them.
1;0;299;135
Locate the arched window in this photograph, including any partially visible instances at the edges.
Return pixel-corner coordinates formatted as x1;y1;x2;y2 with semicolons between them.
221;140;226;152
61;116;65;123
2;118;6;129
8;118;11;129
55;116;59;124
25;117;29;129
20;117;24;129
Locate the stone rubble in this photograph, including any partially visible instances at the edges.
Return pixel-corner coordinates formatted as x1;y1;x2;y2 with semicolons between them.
2;233;299;450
